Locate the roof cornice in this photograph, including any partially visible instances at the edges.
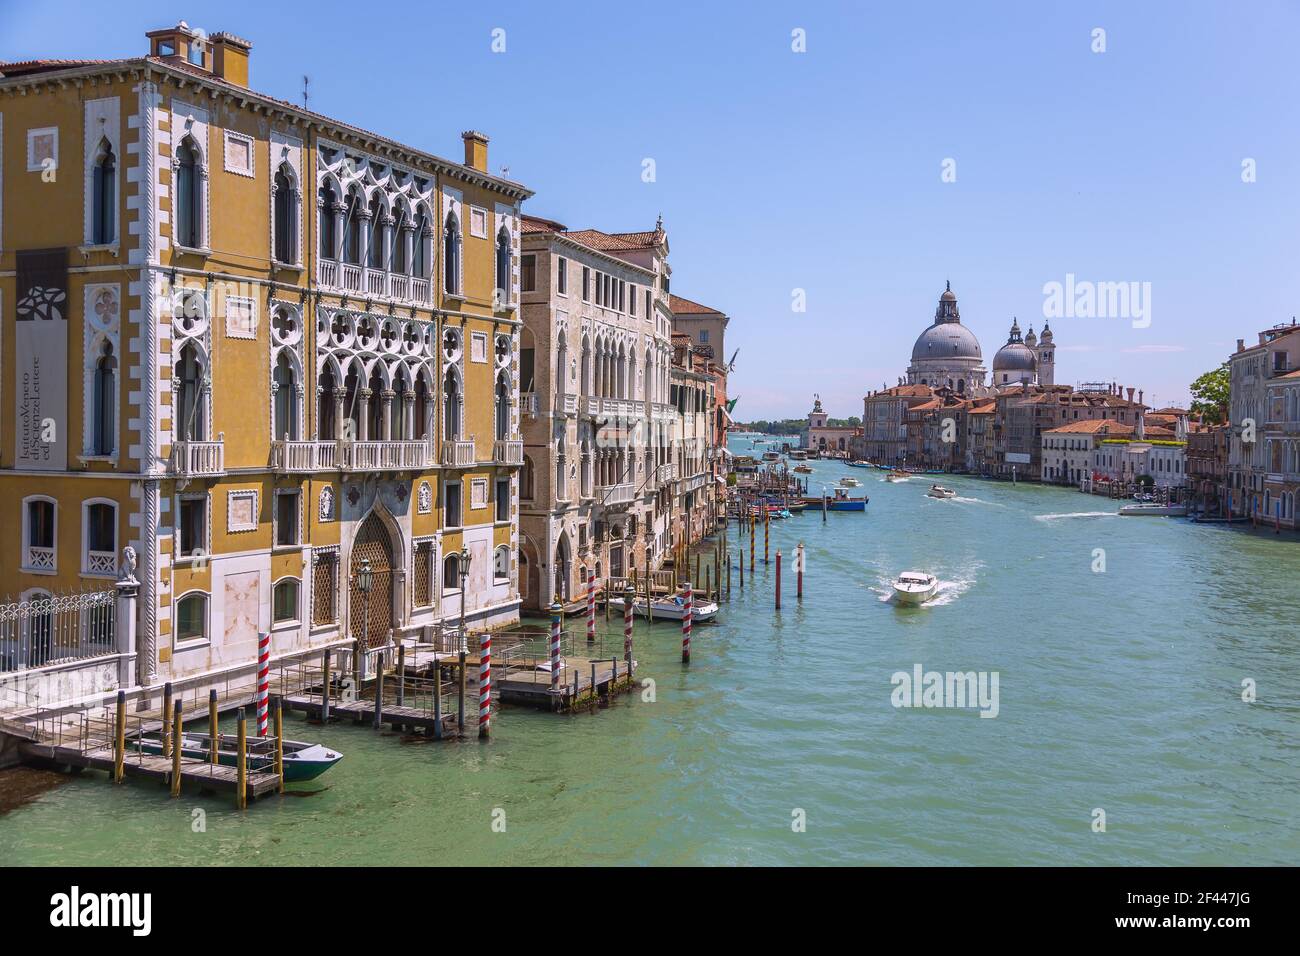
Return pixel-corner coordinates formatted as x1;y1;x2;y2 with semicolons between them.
0;58;533;202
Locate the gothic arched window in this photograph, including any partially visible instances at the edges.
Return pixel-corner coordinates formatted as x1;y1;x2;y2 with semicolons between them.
92;140;116;245
443;368;461;440
343;188;362;264
273;352;298;440
93;341;116;455
175;137;201;248
495;226;510;302
174;342;205;441
443;213;461;295
319;182;337;259
273;164;296;263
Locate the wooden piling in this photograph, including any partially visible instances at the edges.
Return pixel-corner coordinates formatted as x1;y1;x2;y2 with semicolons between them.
764;511;770;565
208;688;218;764
457;649;467;733
644;545;653;625
321;649;332;723
373;649;385;729
236;708;248;811
170;699;182;797
161;681;173;758
113;690;125;784
396;644;406;706
433;663;443;740
273;696;284;795
797;542;804;601
775;551;782;610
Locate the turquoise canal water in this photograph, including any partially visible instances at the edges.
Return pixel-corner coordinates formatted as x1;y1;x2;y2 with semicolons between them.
3;436;1299;865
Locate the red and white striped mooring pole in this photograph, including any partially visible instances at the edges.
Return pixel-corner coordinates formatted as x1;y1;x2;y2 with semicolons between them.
623;583;634;672
681;581;693;664
256;631;270;736
479;630;491;739
549;602;563;698
586;567;596;643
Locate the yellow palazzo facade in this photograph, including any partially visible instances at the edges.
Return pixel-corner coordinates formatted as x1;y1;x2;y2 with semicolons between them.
0;22;531;689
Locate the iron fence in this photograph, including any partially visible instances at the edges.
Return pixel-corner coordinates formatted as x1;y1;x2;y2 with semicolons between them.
0;589;116;674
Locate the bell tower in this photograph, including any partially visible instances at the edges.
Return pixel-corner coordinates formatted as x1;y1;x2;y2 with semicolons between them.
1036;321;1055;386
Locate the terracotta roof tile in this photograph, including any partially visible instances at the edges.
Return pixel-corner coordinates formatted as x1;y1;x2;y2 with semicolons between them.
669;294;725;316
565;227;663;252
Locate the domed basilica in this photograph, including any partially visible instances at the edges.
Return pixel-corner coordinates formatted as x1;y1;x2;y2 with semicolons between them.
905;282;1055;393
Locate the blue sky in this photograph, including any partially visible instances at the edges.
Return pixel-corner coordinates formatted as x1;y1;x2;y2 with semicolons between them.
5;1;1298;419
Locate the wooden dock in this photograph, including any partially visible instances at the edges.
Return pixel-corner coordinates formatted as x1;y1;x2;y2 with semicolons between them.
497;657;636;710
282;693;454;735
19;739;281;798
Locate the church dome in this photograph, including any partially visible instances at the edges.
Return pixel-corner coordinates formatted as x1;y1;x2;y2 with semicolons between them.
993;318;1036;372
911;322;983;362
993;341;1036;372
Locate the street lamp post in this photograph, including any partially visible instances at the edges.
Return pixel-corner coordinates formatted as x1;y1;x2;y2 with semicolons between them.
457;546;470;734
354;558;373;687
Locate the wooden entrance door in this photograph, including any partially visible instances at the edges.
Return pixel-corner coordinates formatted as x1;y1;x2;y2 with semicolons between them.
349;511;393;648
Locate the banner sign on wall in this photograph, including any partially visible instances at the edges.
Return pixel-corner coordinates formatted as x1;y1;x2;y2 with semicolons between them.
14;248;68;470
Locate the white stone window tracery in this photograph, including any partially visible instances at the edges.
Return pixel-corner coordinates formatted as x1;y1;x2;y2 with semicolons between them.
82;284;120;459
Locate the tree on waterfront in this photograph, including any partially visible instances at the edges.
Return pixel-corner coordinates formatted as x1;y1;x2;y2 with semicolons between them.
1189;363;1230;424
737;416;861;434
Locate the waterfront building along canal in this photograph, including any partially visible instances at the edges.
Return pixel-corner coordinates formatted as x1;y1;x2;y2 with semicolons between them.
516;214;674;608
0;21;532;713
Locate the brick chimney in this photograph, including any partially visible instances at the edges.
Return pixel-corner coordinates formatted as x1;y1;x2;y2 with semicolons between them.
145;23;251;87
1127;387;1135;403
462;130;489;172
211;32;252;87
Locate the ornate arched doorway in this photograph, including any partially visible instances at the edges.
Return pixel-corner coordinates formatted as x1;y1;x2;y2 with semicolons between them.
350;511;394;648
554;532;571;602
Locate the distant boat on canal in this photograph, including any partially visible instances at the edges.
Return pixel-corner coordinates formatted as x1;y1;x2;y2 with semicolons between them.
892;571;939;606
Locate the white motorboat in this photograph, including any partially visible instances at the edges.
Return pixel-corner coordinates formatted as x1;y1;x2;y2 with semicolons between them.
607;594;720;622
838;476;862;487
927;484;956;499
892;571;938;606
1119;502;1188;517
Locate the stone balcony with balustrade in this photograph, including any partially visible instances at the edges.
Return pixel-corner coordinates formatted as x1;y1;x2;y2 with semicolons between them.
597;482;636;506
556;392;579;417
585;396;638;419
269;438;431;474
319;258;433;307
441;440;476;468
493;439;524;466
169;437;225;478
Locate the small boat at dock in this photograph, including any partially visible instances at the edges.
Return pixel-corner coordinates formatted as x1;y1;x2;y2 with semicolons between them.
892;571;938;606
607;593;720;622
846;460;872;468
1119;502;1188;517
132;731;343;782
799;490;868;511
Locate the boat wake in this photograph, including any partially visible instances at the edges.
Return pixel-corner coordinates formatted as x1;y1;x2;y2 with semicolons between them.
1033;511;1118;522
870;568;978;606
